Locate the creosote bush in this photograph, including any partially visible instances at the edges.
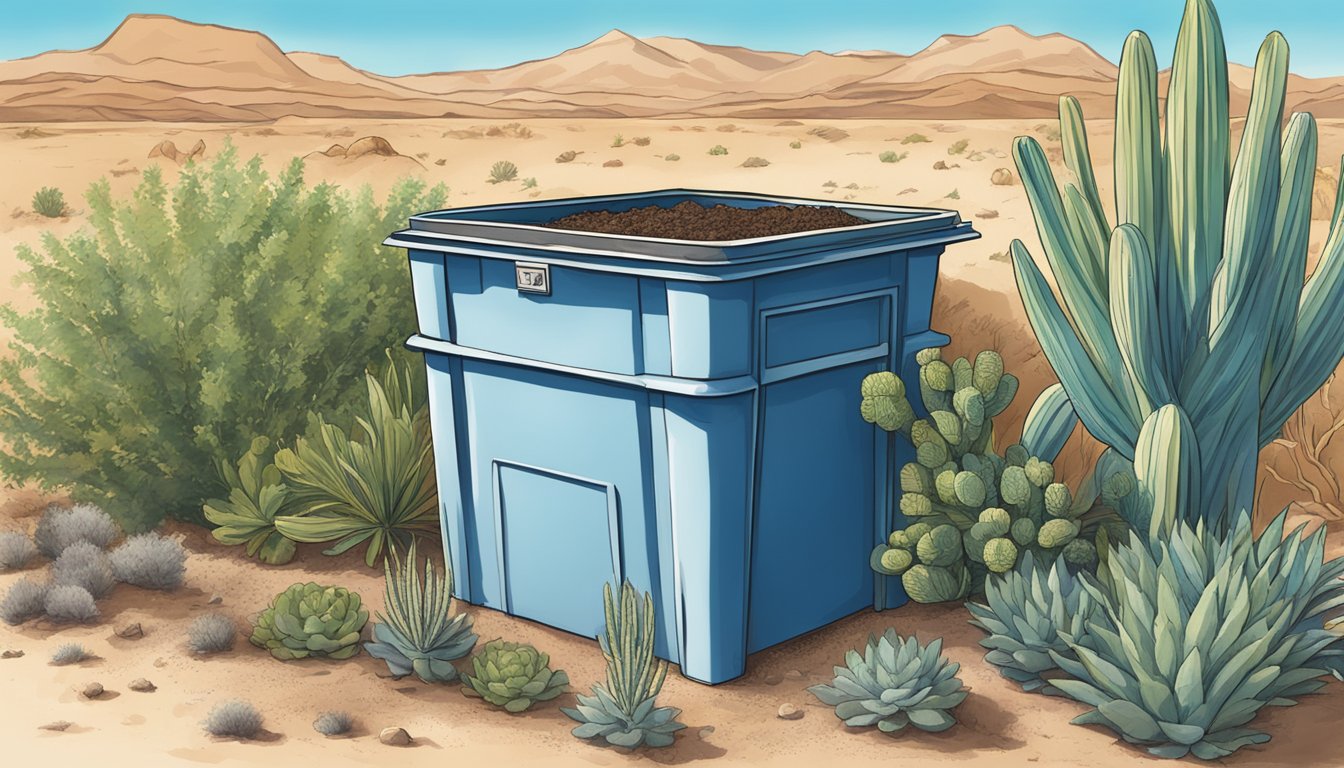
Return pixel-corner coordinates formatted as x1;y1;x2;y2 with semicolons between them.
0;531;36;571
51;541;116;598
203;699;263;739
313;711;353;736
0;145;447;532
0;577;49;625
51;643;89;666
44;584;98;623
110;533;186;590
708;145;728;156
188;613;237;654
879;150;908;163
34;504;120;558
31;186;66;217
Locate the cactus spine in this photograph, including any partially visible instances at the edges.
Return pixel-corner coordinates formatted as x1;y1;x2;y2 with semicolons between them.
1011;0;1344;531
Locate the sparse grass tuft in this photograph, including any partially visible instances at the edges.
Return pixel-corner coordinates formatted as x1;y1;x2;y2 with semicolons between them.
487;160;519;184
901;133;931;144
664;154;680;162
879;151;908;164
822;180;838;188
32;187;66;218
611;134;625;148
708;145;728;156
522;177;538;189
51;643;89;666
0;532;36;571
187;613;237;654
313;710;354;736
945;189;961;200
203;700;263;739
0;577;49;625
948;139;970;156
789;140;802;149
109;533;186;591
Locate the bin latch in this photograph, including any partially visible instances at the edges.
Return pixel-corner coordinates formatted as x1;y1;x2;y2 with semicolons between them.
515;262;551;296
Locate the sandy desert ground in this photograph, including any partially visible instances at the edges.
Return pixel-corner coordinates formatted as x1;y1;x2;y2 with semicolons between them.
3;117;1344;766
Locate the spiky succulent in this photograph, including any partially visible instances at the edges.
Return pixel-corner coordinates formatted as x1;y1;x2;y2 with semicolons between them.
462;640;568;712
250;582;367;660
967;550;1098;695
809;628;968;733
364;540;476;683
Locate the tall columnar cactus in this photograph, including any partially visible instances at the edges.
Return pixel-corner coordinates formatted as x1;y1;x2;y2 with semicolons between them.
1011;0;1344;531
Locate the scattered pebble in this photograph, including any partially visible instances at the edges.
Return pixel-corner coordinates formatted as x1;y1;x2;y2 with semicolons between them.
698;725;716;739
116;623;144;639
128;678;156;693
40;721;73;732
783;669;804;679
153;657;167;668
777;703;804;720
977;209;1001;220
2;649;23;659
764;673;783;685
82;682;104;699
207;595;223;605
379;726;412;746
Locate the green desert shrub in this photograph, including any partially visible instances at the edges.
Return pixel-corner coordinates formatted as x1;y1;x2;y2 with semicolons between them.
44;584;98;623
611;134;625;148
708;145;728;156
488;160;518;183
250;582;367;661
947;139;969;155
901;133;931;144
522;177;538;189
364;539;476;683
879;151;908;163
202;436;294;565
109;533;186;590
187;613;237;654
809;629;968;733
789;140;802;149
864;349;1122;602
31;186;66;217
203;699;263;739
0;531;36;571
51;541;116;598
34;503;119;558
740;156;770;168
563;581;685;748
0;577;48;625
0;143;447;532
632;136;651;146
664;153;680;162
462;640;569;712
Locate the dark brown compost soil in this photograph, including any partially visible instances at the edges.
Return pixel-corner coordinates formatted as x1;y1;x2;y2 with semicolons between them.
541;200;867;240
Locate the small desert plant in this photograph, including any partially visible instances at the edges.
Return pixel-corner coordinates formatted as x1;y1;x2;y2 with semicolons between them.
203;436;295;565
0;577;49;625
901;133;931;144
966;550;1098;694
789;140;802;149
664;154;680;162
879;151;908;163
34;503;120;559
0;531;37;571
809;629;968;733
555;150;577;163
487;160;518;184
708;145;728;156
250;582;367;660
740;157;770;168
522;177;538;189
563;581;684;748
51;541;116;598
109;533;186;590
365;539;476;683
313;710;353;736
203;699;263;739
632;136;651;146
463;640;568;712
51;642;89;666
31;186;66;217
611;134;625;147
822;180;837;188
947;139;970;155
188;613;237;654
945;189;960;200
44;584;99;623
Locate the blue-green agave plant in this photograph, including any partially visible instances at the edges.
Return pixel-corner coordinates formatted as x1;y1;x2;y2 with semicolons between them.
1010;0;1344;532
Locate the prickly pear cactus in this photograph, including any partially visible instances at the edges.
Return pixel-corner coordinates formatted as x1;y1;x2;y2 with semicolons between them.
863;348;1115;602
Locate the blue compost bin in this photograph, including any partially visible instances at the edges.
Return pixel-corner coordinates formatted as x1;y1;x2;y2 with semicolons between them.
386;189;979;684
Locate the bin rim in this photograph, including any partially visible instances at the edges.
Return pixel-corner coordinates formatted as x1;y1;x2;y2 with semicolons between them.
391;188;977;264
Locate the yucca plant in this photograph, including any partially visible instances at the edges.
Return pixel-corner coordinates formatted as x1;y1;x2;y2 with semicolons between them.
364;539;476;682
967;550;1099;695
273;353;437;567
203;436;296;565
1010;0;1344;532
562;581;685;749
809;629;968;733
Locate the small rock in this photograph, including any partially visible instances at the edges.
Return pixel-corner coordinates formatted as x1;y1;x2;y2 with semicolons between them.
40;721;73;732
82;682;104;699
207;595;223;605
697;725;716;739
764;673;783;685
991;167;1015;186
128;678;156;693
777;703;804;720
116;623;144;639
783;669;804;679
977;209;1001;220
898;187;918;195
153;657;167;668
602;159;623;168
379;726;413;746
2;649;23;659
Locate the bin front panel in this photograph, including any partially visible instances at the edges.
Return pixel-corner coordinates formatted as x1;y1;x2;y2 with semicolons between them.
452;258;643;375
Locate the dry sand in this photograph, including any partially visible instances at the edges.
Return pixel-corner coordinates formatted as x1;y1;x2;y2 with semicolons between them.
3;117;1344;765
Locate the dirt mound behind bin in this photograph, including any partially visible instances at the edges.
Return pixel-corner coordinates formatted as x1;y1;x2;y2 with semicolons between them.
542;200;867;241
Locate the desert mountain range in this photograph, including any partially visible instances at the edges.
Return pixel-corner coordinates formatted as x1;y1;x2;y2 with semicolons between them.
2;14;1343;122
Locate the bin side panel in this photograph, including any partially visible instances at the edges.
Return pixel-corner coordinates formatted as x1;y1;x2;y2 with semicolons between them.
664;392;755;684
903;247;944;335
639;278;672;376
424;353;474;601
666;282;752;380
453;260;642;375
409;250;451;340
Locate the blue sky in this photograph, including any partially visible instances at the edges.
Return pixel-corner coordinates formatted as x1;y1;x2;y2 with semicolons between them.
1;1;1340;77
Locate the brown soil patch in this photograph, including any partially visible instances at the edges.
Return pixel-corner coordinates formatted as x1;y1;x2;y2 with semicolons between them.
543;200;865;240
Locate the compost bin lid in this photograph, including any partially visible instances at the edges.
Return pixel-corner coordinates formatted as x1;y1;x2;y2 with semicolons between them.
388;189;978;266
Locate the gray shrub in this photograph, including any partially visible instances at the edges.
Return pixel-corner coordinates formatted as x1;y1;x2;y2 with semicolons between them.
203;699;263;739
51;642;90;665
34;503;120;558
187;613;236;654
312;710;354;736
52;541;117;598
110;533;186;590
0;532;37;571
0;577;49;625
44;584;99;623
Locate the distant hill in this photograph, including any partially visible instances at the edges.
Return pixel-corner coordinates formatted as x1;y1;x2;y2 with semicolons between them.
1;13;1341;122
